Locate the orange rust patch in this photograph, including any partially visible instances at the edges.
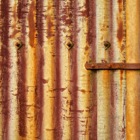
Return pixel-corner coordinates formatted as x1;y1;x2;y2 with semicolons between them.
117;21;123;43
118;0;123;4
79;89;86;94
85;46;89;51
28;1;35;47
47;16;54;38
118;0;123;13
120;70;124;81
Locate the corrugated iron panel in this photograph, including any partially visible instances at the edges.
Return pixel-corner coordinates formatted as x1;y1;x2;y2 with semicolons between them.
0;0;140;139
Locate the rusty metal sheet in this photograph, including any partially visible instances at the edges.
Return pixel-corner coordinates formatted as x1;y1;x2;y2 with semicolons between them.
0;0;140;140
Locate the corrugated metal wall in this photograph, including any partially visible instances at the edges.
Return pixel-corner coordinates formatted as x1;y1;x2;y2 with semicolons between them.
0;0;140;139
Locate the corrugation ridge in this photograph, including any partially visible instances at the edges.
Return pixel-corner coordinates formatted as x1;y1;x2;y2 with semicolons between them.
96;0;111;139
75;0;93;139
58;0;74;139
8;0;21;139
110;1;114;139
24;0;37;139
40;0;56;139
1;0;9;139
110;0;126;139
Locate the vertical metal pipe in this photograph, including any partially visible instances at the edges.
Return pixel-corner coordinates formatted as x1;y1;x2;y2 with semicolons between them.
96;0;111;139
126;0;140;139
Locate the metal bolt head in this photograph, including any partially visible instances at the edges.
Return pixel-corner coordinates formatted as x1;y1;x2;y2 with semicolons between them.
16;42;23;50
104;41;111;50
66;41;74;50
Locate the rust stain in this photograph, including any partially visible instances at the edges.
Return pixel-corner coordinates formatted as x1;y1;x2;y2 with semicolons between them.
88;0;97;138
0;0;139;139
118;0;123;4
34;0;44;139
54;0;61;139
1;0;9;139
117;20;123;42
60;6;73;25
28;1;36;48
120;70;124;81
118;0;123;12
17;0;27;137
117;0;124;45
47;16;54;38
71;0;78;139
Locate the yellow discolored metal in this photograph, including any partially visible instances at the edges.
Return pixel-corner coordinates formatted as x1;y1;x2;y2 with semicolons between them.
0;0;140;140
126;0;140;139
25;0;37;139
96;0;111;139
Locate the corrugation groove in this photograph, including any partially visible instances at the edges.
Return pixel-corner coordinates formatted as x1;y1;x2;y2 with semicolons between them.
0;0;140;140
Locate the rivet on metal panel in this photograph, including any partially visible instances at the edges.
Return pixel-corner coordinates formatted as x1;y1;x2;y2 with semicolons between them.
16;41;23;50
104;41;111;50
66;41;74;50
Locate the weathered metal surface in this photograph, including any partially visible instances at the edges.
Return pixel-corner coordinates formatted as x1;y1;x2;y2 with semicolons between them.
85;62;140;70
126;0;140;139
0;0;139;140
